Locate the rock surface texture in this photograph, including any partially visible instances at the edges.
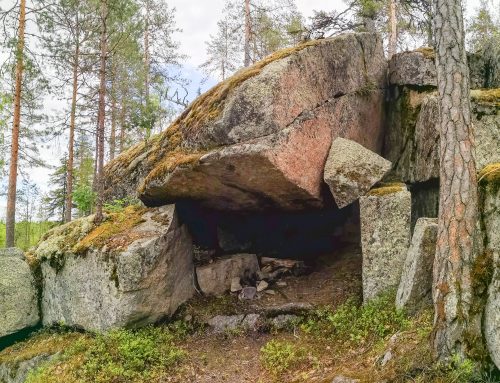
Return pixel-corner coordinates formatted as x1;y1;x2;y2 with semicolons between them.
35;205;194;332
196;254;260;296
104;33;387;211
0;354;57;383
481;164;500;369
324;137;392;208
360;185;411;302
396;218;438;311
0;248;39;338
386;51;500;184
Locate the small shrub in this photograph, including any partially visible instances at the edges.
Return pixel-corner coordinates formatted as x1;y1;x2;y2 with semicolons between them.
301;292;409;344
260;339;305;375
25;326;186;383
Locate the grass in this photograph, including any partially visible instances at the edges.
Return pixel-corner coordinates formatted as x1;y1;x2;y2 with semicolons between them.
6;323;192;383
260;339;307;376
0;221;56;251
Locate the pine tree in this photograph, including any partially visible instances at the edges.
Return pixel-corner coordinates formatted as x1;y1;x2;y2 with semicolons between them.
432;0;482;361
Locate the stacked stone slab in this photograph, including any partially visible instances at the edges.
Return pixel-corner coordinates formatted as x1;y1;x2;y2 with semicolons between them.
386;49;500;230
323;138;392;209
360;184;412;302
35;205;194;332
481;164;500;369
0;248;39;338
396;218;438;311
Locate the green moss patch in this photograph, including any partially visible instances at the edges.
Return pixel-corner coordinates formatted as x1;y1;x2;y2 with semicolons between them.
367;182;406;197
73;205;147;254
414;47;435;59
471;89;500;107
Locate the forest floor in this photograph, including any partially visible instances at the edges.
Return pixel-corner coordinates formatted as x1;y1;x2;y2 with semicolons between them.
0;245;495;383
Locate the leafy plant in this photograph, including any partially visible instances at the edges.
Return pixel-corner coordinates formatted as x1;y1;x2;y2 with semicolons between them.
260;339;306;375
301;292;409;344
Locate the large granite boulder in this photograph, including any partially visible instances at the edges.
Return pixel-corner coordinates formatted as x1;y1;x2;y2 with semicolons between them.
0;248;39;338
385;88;500;184
196;254;260;296
396;218;438;311
389;49;500;88
324;137;392;208
104;33;387;211
481;164;500;369
360;184;411;302
34;205;194;332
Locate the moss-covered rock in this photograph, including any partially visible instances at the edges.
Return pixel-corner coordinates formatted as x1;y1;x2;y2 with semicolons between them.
0;249;39;339
35;205;195;332
104;33;387;211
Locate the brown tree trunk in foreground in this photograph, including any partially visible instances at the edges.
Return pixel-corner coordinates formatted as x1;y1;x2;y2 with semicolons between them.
94;0;108;224
432;0;481;360
388;0;397;59
5;0;27;247
244;0;252;67
65;24;80;223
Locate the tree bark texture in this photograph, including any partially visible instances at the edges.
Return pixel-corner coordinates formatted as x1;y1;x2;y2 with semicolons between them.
94;0;108;224
388;0;397;58
432;0;482;360
65;19;80;223
6;0;27;247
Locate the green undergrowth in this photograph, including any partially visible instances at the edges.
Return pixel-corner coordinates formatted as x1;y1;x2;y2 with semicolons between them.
15;322;194;383
300;291;409;345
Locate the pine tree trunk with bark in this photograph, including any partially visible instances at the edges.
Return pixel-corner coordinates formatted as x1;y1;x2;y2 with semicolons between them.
388;0;397;59
432;0;483;360
65;21;80;223
5;0;27;247
94;0;108;224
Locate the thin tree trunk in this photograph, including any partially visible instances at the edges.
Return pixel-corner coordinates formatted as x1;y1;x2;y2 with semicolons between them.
388;0;397;59
143;0;152;140
94;0;108;224
6;0;27;248
110;68;116;160
244;0;251;67
65;21;80;223
119;94;126;153
432;0;481;360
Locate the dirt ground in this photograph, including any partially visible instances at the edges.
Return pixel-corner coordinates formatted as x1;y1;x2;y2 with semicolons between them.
169;244;364;383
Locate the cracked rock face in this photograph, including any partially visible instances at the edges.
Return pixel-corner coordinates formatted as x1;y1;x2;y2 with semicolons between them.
384;88;500;184
483;169;500;369
360;186;411;302
106;33;386;211
396;218;438;311
38;205;194;332
0;248;39;338
323;137;392;209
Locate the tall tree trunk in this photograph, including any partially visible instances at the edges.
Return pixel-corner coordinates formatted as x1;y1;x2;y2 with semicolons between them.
65;21;80;223
388;0;397;58
5;0;27;248
244;0;251;67
432;0;482;360
143;0;152;140
119;93;126;153
110;68;116;160
94;0;108;224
